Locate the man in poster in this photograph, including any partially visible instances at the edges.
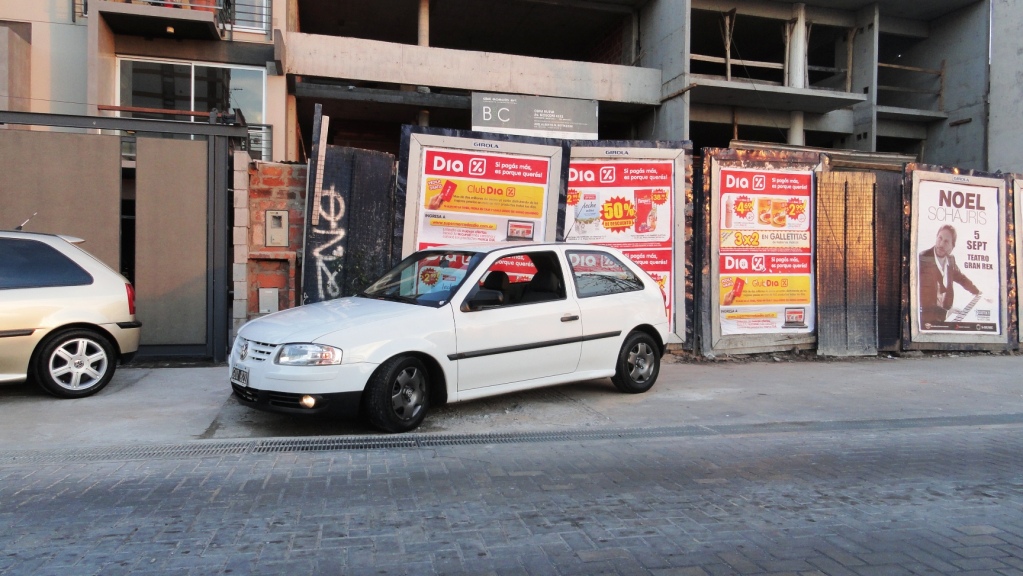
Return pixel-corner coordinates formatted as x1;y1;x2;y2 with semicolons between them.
917;224;985;327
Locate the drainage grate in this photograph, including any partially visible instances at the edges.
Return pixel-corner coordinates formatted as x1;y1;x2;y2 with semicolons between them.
0;441;253;465
253;437;418;453
1;413;1020;465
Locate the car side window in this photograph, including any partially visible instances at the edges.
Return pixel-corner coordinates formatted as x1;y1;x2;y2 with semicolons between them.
567;250;644;298
0;238;94;289
464;252;566;309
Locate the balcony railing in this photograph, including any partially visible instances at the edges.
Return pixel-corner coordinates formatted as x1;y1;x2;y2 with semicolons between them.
75;0;271;37
246;124;273;160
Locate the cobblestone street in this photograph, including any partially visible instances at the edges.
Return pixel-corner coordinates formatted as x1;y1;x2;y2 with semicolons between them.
2;414;1021;575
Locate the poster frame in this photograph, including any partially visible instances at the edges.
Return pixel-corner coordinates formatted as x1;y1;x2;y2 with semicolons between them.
567;142;691;344
906;166;1008;346
701;148;822;356
398;126;570;257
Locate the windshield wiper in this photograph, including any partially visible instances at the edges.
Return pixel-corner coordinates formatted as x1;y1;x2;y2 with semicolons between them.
360;292;418;304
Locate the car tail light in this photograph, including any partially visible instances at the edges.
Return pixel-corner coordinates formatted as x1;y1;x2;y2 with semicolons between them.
126;283;136;315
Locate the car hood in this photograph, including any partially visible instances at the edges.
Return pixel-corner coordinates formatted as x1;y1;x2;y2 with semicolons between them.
238;296;435;344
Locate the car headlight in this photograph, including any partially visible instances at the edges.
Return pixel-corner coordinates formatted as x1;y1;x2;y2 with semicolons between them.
275;343;342;366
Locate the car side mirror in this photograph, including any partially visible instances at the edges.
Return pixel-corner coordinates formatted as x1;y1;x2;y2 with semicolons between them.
462;288;504;311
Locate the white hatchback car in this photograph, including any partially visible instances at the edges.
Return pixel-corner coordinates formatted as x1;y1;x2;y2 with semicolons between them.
229;242;671;432
0;231;141;398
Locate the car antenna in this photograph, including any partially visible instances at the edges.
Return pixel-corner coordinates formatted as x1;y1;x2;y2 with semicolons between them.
15;212;37;231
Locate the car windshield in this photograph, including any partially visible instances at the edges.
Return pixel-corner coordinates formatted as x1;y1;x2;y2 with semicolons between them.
359;249;485;307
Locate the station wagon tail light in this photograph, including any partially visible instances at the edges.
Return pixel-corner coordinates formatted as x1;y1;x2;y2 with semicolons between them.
276;343;342;366
126;283;136;315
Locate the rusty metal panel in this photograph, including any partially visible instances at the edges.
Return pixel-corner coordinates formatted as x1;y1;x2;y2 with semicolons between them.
875;171;904;351
683;150;696;349
817;172;878;357
1012;177;1020;346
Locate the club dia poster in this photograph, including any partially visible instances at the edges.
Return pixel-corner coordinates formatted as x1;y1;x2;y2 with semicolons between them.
415;148;553;249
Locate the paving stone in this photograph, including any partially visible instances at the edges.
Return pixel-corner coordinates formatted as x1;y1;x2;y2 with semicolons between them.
1;420;1022;575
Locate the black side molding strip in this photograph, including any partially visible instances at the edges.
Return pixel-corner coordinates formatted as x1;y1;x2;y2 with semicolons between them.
117;321;143;329
0;329;34;338
448;331;621;361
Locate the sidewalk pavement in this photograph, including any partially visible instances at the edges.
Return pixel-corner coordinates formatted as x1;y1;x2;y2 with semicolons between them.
0;352;1021;452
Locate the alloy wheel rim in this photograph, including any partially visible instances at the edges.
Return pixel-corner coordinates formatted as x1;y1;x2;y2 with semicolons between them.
49;338;108;390
627;343;654;383
391;367;425;421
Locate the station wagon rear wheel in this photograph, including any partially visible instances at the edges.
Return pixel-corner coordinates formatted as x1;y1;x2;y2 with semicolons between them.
33;328;117;399
611;331;660;394
364;355;430;433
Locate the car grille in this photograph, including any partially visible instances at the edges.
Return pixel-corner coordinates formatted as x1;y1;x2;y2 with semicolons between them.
232;383;258;403
267;391;305;409
244;339;277;362
231;384;318;411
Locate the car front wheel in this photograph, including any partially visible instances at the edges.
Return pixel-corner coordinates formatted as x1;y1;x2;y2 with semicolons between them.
34;329;117;398
364;355;430;433
611;331;660;394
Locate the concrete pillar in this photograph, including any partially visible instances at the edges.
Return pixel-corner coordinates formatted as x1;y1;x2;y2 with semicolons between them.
789;112;805;146
417;0;430;126
418;0;429;47
787;3;806;145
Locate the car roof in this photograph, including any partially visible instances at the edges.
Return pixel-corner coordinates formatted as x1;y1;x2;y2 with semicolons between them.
0;230;85;244
423;241;614;254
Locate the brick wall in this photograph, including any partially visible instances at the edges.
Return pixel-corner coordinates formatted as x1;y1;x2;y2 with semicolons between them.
232;157;307;337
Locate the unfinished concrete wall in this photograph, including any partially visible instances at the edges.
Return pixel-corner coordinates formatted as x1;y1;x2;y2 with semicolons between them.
284;32;661;106
848;5;878;152
989;0;1023;174
910;1;990;169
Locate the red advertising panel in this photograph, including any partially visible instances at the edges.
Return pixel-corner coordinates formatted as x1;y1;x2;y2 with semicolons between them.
717;169;815;335
415;148;554;249
566;159;675;317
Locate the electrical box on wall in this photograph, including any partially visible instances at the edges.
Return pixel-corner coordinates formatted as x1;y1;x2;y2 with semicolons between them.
258;288;279;314
265;210;289;247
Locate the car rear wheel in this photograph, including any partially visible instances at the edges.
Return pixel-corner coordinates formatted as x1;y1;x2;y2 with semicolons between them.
34;329;117;398
611;331;660;394
364;355;430;433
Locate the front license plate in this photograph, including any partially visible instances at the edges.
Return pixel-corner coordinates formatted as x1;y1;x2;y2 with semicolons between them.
231;366;249;386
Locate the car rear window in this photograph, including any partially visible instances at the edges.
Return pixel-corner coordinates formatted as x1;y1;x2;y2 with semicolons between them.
0;238;94;289
567;250;644;298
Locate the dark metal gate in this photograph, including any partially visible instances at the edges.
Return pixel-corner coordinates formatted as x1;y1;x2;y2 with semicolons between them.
301;107;399;304
0;110;245;362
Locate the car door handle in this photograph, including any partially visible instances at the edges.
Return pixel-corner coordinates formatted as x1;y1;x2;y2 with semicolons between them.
561;315;580;322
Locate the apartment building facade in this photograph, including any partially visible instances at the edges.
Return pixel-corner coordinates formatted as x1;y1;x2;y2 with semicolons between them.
3;0;1021;170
